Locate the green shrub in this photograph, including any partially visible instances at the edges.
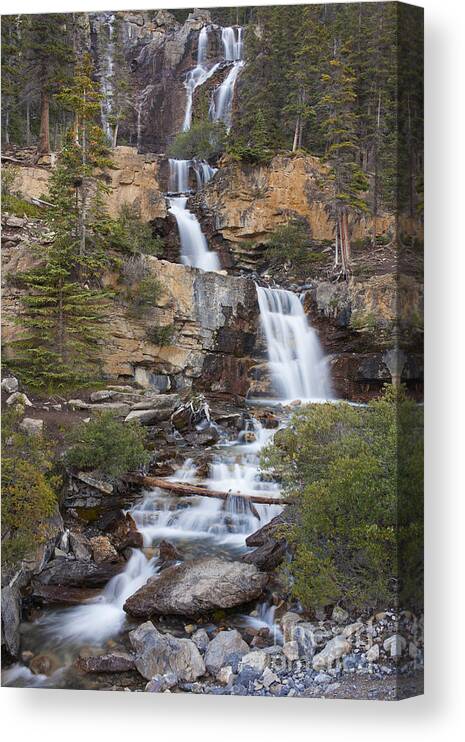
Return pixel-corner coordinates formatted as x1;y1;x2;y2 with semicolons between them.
264;220;314;270
2;193;43;219
112;205;163;256
1;165;19;196
145;324;175;346
65;411;150;478
120;256;164;317
262;386;423;612
168;120;226;161
1;410;59;567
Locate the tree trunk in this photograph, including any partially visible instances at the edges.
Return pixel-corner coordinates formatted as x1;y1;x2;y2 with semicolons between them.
38;89;50;155
123;474;290;506
4;109;10;145
26;100;31;146
112;121;119;149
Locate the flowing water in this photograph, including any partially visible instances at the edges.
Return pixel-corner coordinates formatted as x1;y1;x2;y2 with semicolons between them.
182;26;221;132
256;285;333;402
100;13;115;143
209;27;244;129
168;196;220;271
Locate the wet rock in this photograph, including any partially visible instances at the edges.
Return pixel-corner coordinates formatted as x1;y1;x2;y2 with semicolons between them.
204;630;249;676
90;536;119;564
129;621;205;682
281;612;302;642
1;585;21;658
19;417;43;436
69;531;92;561
159;539;183;563
109;513;143;551
145;671;178;693
246;510;291;547
75;651;136;673
124;557;268;617
29;653;59;676
31;584;102;606
184;426;220;447
6;391;32;407
312;635;352;671
1;376;18;393
191;628;210;653
33;558;123;588
241;539;287;572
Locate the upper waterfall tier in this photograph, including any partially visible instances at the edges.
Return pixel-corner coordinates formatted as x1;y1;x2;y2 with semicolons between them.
256;285;333;402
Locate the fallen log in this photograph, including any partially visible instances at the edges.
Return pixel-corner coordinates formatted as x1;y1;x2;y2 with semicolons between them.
123;474;290;506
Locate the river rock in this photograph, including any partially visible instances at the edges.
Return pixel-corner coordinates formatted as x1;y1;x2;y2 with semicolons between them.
281;611;302;642
239;650;268;673
159;539;183;563
1;376;18;393
366;643;380;662
33;558;123;587
312;635;352;671
241;539;287;571
29;653;59;676
75;651;136;673
129;621;205;682
124;557;268;617
191;628;210;653
217;665;234;685
109;512;143;551
204;630;249;676
31;584;102;606
283;640;299;662
90;536;119;563
145;671;178;693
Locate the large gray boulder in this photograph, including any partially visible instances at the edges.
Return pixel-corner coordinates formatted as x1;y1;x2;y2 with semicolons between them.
1;586;21;657
123;557;268;617
129;621;205;681
32;558;123;588
204;630;249;676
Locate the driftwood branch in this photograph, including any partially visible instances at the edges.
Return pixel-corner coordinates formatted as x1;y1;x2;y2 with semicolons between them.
124;474;290;506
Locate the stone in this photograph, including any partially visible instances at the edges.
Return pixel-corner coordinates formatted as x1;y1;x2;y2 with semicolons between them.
75;651;135;673
314;672;332;684
312;635;352;671
191;629;210;653
6;215;25;228
33;559;123;588
366;644;380;662
239;650;268;673
281;611;302;642
69;532;92;561
109;512;143;551
342;621;364;638
1;376;18;393
145;672;178;693
124;557;268;617
1;586;21;657
31;584;101;606
89;390;116;402
75;472;114;494
129;621;205;682
124;409;166;425
90;536;119;564
217;665;234;685
241;538;287;571
383;634;407;658
283;640;299;662
29;654;58;676
6;391;32;407
159;539;183;563
332;605;349;624
204;630;249;676
261;667;280;689
19;417;43;436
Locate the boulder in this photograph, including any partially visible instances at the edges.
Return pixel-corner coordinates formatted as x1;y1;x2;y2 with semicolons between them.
281;612;302;642
6;391;32;407
69;531;93;561
332;605;349;624
204;630;249;676
1;376;18;393
145;671;178;693
31;584;101;606
123;557;268;617
75;651;136;673
109;512;143;551
124;409;165;425
217;665;234;685
312;635;352;671
366;643;380;662
75;472;114;495
1;586;21;658
241;539;287;571
19;417;43;436
89;536;119;564
191;628;210;653
129;621;205;682
159;540;183;563
89;390;116;402
33;558;123;588
239;650;268;673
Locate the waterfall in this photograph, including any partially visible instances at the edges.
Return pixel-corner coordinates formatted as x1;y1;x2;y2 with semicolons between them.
168;158;191;193
193;160;217;188
256;285;333;402
182;26;221;132
100;13;115;143
168;196;220;271
209;27;244;130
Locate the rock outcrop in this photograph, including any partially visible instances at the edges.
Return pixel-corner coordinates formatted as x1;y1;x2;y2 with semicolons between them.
129;620;205;681
123;557;269;617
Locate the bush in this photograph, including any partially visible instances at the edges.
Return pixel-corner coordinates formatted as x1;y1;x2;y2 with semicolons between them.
1;165;19;196
65;411;150;478
263;220;315;270
112;205;163;256
168;120;226;161
262;386;423;612
1;410;59;567
145;324;175;346
120;256;164;317
2;194;43;219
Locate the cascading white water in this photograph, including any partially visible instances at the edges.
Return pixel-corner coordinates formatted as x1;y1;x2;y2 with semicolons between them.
256;285;333;402
168;158;191;193
209;27;244;129
100;13;115;143
168;196;220;271
193;160;217;188
37;550;157;645
182;26;221;132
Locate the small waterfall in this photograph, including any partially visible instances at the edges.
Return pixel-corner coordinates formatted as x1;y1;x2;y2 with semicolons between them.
193;160;217;188
256;285;333;402
168;196;220;271
210;27;244;130
100;13;115;143
38;550;157;645
182;26;221;132
168;158;191;193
